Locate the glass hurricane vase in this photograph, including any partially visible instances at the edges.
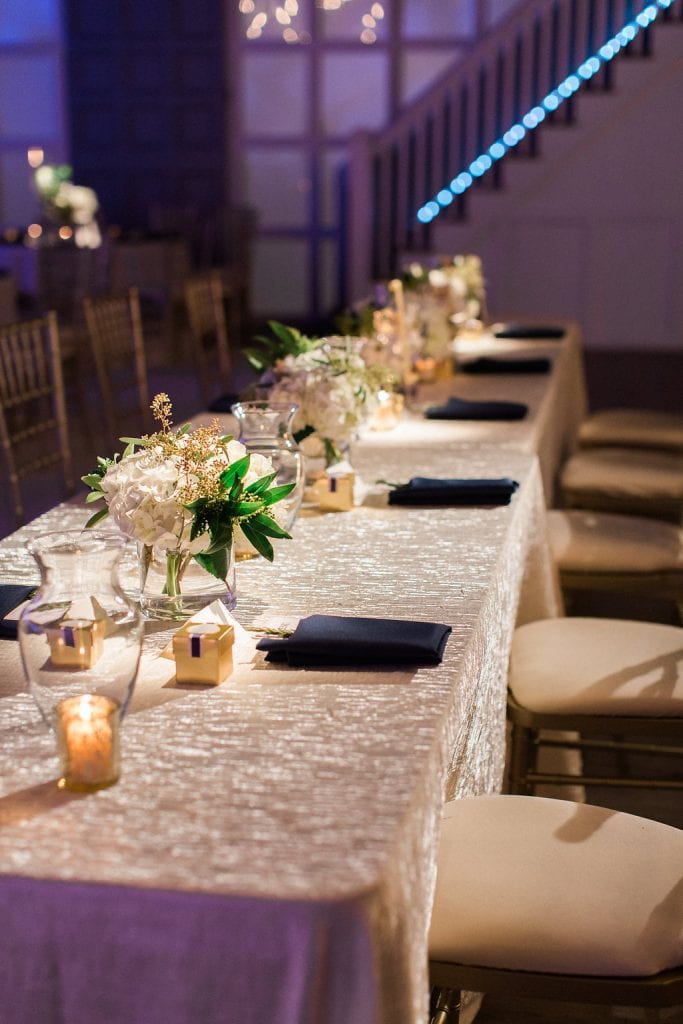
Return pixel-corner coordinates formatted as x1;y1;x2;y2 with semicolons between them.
138;543;236;620
231;401;305;560
18;530;144;790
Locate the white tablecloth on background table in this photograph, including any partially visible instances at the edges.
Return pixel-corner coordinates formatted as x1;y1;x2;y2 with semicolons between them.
0;326;582;1024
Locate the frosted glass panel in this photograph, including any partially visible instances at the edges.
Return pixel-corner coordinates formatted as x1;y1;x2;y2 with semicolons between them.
485;0;521;29
320;148;346;228
319;239;338;314
402;0;475;39
0;0;60;42
321;53;387;136
243;52;308;136
0;55;62;138
246;148;311;228
252;238;309;316
402;49;463;106
0;150;39;224
320;1;388;42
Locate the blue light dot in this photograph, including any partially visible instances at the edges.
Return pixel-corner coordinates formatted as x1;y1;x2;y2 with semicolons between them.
451;181;465;195
426;201;440;216
437;189;453;206
557;82;571;98
458;172;473;188
532;106;546;122
624;24;637;40
578;65;592;80
469;160;484;177
543;93;560;111
588;57;601;73
479;154;492;171
599;43;613;59
522;112;537;128
512;124;526;141
503;130;516;146
567;75;580;91
417;207;432;224
489;142;505;159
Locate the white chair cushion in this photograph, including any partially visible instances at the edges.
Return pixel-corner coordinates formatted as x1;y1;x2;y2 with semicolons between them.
509;618;683;716
561;448;683;502
547;509;683;573
579;409;683;452
429;794;683;977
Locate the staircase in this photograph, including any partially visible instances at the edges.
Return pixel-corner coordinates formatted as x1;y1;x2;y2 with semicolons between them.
345;0;683;330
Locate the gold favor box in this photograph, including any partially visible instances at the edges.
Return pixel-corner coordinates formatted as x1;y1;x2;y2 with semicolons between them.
49;618;105;670
318;472;355;512
173;622;235;685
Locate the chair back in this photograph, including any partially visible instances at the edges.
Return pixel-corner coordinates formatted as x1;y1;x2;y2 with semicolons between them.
84;287;149;442
184;270;232;406
0;312;73;525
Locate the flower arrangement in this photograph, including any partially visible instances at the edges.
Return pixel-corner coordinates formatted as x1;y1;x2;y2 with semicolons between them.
33;163;102;249
81;395;295;614
266;332;395;464
402;254;487;357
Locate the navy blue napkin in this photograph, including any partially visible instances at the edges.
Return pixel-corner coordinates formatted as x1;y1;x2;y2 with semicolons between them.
425;396;528;421
0;584;36;639
493;323;565;339
388;476;519;507
460;356;551;375
207;392;242;414
256;614;451;667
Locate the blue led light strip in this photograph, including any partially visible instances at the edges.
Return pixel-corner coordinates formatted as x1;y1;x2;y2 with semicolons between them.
417;0;673;225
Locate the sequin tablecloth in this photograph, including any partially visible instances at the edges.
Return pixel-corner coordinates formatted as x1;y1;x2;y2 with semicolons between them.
0;324;583;1024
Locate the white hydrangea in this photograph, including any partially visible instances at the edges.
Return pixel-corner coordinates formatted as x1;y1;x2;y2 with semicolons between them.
100;439;276;558
269;337;382;447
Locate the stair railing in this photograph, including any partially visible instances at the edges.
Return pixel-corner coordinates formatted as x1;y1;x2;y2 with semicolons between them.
345;0;661;302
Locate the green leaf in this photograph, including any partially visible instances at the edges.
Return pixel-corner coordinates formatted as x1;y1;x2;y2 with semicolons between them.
219;454;251;489
118;436;145;446
240;519;274;562
233;498;265;516
81;473;103;489
261;482;296;506
245;471;277;495
250;513;291;540
85;491;104;504
194;546;229;581
84;507;109;529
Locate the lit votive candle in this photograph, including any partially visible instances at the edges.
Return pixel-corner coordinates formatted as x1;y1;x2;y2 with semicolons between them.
56;694;121;792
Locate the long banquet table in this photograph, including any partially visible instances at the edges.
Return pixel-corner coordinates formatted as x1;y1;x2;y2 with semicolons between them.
0;325;582;1024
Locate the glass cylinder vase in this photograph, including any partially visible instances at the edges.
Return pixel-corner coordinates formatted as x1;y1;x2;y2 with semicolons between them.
18;530;143;791
231;401;305;559
138;543;236;621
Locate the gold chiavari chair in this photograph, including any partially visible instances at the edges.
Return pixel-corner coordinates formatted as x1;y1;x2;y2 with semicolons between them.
83;287;150;443
184;270;235;409
0;312;74;525
429;795;683;1024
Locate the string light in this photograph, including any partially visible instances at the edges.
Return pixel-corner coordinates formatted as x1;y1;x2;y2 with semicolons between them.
417;0;673;225
240;0;383;44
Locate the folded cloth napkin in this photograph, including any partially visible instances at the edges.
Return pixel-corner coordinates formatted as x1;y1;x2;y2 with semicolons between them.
0;584;36;640
256;613;451;667
493;323;565;339
460;356;551;375
388;476;519;507
207;392;241;414
425;396;528;421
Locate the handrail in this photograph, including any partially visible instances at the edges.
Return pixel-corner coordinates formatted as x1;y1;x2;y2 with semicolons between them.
345;0;675;302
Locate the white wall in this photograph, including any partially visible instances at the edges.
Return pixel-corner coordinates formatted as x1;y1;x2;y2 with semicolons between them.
434;24;683;352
